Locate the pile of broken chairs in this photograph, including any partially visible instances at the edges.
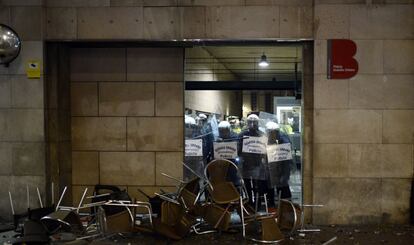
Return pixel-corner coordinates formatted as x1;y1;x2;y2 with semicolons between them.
2;159;316;244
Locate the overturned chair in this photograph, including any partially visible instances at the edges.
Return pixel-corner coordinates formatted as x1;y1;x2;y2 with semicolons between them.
202;159;248;232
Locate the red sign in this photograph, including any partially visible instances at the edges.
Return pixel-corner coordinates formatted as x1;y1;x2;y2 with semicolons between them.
327;39;358;79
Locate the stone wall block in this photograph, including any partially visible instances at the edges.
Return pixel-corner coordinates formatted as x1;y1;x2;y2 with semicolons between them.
156;82;183;116
10;7;43;40
313;144;348;177
0;143;12;175
71;117;127;151
78;7;143;39
350;5;414;39
72;152;99;185
383;110;414;143
314;109;382;143
11;76;44;109
314;40;327;75
46;7;77;39
384;40;414;74
280;6;313;38
127;47;183;81
100;152;155;185
12;143;45;176
70;48;126;81
206;6;279;38
349;75;384;109
127;117;183;151
144;7;181;39
71;82;98;116
0;77;11;108
354;40;383;74
99;82;155;116
313;178;382;224
0;109;44;141
314;75;348;109
383;75;414;109
314;4;349;39
381;178;411;223
155;152;183;186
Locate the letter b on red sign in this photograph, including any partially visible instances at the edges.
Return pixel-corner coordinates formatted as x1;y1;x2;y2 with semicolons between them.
327;39;358;79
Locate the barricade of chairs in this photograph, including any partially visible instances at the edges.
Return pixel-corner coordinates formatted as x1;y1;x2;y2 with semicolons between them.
3;159;319;244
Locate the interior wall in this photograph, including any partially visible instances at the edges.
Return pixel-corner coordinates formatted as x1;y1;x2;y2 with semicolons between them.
69;47;184;205
185;90;241;118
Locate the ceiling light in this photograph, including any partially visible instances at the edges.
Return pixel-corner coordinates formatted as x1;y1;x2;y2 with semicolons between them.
258;54;269;67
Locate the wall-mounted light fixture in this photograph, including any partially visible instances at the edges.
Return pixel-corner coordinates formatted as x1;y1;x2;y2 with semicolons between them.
258;53;269;67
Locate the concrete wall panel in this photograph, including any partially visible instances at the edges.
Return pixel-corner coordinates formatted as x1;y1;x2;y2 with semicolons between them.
179;0;243;5
46;8;77;39
46;0;110;7
77;7;143;39
350;5;414;39
314;4;349;39
181;7;206;38
206;6;279;38
144;7;181;39
10;7;43;41
280;6;313;38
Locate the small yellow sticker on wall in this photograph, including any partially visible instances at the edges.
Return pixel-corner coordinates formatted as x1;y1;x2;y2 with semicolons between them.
26;60;41;79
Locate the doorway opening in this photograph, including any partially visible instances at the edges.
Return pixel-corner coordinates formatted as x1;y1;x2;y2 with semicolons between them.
183;43;306;206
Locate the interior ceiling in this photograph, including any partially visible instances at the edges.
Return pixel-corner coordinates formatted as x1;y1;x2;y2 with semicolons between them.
185;46;302;81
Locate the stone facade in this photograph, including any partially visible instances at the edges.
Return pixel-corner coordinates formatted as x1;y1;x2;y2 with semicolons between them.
0;0;412;224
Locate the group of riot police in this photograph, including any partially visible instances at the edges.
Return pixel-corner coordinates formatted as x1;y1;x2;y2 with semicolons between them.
184;113;295;210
